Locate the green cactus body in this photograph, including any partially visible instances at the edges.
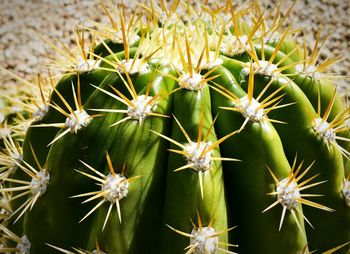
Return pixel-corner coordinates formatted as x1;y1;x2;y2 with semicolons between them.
159;85;229;254
240;74;348;251
6;68;109;238
22;73;127;252
88;66;176;253
1;1;349;254
206;67;305;253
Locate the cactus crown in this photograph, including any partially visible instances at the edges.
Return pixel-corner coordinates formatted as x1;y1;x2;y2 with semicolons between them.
0;0;349;254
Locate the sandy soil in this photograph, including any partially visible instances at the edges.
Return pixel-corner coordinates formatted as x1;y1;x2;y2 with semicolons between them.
0;0;349;94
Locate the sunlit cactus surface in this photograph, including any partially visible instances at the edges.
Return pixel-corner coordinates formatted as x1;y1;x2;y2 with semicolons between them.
0;1;349;253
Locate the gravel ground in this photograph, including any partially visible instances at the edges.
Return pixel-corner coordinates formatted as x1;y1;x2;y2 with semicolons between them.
0;0;349;94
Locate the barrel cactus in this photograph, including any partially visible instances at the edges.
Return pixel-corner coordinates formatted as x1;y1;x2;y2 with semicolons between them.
0;0;349;253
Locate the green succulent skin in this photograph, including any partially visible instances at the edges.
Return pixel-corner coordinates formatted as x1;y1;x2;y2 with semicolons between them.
208;67;306;253
6;69;108;238
9;56;350;254
159;86;229;254
88;66;176;254
234;54;349;251
219;64;348;252
23;73;125;253
2;5;350;254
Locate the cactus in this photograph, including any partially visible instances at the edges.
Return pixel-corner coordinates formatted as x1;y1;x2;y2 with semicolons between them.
1;1;349;253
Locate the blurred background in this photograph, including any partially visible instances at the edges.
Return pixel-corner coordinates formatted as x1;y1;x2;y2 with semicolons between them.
1;0;349;94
